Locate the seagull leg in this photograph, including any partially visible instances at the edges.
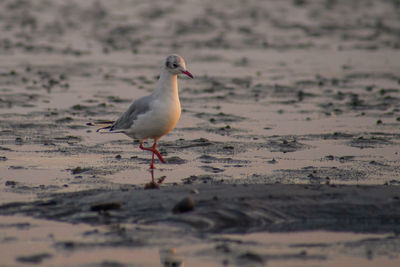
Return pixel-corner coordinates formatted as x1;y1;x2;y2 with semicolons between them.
151;142;166;163
150;150;155;169
139;142;166;169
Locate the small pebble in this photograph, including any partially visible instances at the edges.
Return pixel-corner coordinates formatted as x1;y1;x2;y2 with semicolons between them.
238;252;264;263
71;166;88;174
172;197;195;213
5;180;17;186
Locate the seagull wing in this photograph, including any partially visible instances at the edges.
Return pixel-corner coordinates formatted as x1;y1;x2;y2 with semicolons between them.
108;95;153;132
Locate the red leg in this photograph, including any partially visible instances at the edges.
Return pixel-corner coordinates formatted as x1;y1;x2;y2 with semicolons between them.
139;142;166;169
150;149;155;169
151;142;166;163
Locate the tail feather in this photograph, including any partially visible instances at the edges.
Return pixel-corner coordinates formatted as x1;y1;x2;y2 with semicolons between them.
96;125;113;132
86;120;118;133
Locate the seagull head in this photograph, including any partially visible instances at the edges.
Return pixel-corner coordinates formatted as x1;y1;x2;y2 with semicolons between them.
165;54;193;78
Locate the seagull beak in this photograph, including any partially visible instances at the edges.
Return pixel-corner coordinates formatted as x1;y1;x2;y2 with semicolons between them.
181;70;193;79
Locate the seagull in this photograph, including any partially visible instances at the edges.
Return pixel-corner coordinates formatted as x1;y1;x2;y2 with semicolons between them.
97;54;193;169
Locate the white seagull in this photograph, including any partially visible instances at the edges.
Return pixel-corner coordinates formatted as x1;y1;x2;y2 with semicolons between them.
97;54;193;169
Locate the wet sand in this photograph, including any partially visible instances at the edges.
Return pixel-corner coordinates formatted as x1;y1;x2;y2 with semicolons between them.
0;0;400;266
1;184;400;266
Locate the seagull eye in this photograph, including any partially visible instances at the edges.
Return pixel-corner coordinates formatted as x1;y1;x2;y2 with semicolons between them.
172;63;178;68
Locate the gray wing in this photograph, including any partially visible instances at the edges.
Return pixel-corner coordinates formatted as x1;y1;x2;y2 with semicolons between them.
110;95;153;131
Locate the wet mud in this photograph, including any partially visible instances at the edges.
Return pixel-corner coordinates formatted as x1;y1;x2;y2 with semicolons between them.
1;184;400;266
1;0;400;266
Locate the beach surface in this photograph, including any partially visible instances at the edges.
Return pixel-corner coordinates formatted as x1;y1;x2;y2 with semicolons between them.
0;0;400;266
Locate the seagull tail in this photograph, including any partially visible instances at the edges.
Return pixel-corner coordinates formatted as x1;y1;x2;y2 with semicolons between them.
96;125;113;133
86;120;121;133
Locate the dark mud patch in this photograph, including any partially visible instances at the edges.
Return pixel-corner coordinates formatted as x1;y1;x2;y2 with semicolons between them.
265;137;312;153
348;135;395;149
16;253;53;264
180;124;244;136
165;156;187;165
194;111;245;124
0;92;45;109
1;184;399;234
198;154;249;165
275;166;367;183
164;137;312;155
200;165;225;173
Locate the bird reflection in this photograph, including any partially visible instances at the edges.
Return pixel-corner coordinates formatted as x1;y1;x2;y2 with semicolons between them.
144;168;166;189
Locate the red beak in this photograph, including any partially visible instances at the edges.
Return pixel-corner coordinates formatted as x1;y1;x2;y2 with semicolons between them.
181;70;193;79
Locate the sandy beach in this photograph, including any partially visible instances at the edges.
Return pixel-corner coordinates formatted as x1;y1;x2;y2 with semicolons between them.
0;0;400;266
